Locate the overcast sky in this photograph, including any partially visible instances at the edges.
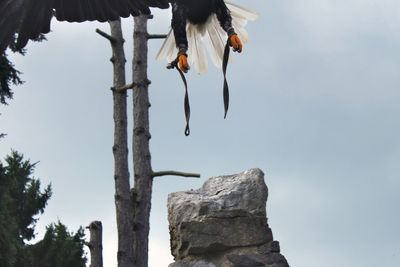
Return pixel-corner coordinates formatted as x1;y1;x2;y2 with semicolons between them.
1;0;400;266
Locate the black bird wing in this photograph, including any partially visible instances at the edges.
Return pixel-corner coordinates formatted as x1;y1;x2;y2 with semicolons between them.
0;0;170;52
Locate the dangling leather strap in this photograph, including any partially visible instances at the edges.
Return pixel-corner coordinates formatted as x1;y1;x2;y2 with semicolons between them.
222;39;230;119
167;39;230;135
167;59;191;136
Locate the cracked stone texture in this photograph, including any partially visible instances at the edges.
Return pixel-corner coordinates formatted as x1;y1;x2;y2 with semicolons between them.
168;169;289;267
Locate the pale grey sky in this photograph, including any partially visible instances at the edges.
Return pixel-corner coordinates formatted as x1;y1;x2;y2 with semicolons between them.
1;1;400;266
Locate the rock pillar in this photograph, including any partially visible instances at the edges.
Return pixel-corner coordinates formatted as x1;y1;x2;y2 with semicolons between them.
167;169;289;267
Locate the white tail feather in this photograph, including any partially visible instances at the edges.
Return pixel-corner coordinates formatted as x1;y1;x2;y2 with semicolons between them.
204;15;227;69
232;20;249;43
204;18;224;68
187;24;208;74
156;1;258;74
225;1;259;21
156;29;178;62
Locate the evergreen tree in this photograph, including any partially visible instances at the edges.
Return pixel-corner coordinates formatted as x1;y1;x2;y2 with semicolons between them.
27;222;87;267
0;33;45;105
0;52;22;104
0;151;51;267
0;159;18;267
0;151;86;267
0;34;24;105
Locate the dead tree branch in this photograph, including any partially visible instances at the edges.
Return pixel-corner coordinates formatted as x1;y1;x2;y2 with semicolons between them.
96;28;117;43
152;171;200;178
147;34;167;39
112;83;135;92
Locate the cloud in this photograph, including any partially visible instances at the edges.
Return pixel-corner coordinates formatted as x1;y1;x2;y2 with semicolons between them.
2;1;400;267
282;0;400;49
149;238;174;267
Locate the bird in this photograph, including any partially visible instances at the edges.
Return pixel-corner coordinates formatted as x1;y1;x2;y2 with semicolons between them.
157;0;258;74
154;0;257;135
0;0;257;135
0;0;170;53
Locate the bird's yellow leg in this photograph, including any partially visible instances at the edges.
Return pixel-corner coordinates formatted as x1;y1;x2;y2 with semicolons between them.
178;53;190;73
229;34;243;53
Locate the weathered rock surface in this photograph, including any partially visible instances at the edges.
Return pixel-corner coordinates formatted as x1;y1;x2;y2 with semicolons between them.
167;168;289;267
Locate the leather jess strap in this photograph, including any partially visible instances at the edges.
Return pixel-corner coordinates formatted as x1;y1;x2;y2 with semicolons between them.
168;38;231;136
222;39;230;119
167;59;191;136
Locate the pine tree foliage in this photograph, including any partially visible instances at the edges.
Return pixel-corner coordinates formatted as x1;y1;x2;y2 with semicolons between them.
0;33;45;105
26;222;87;267
0;151;52;241
0;151;51;267
0;52;22;104
0;163;18;267
0;151;86;267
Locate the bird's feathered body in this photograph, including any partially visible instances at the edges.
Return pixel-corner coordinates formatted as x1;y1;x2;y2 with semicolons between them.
0;0;170;52
157;1;258;73
180;0;215;24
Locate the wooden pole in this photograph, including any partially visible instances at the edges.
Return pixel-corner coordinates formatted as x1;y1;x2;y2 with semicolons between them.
97;19;134;267
132;15;153;267
130;15;200;267
87;221;104;267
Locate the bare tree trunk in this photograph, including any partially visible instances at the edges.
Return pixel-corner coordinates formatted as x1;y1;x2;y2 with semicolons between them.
98;15;199;267
107;20;135;267
87;221;103;267
132;15;153;267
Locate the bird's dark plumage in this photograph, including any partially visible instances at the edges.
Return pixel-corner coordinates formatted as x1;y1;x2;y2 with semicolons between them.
171;0;234;54
0;0;170;52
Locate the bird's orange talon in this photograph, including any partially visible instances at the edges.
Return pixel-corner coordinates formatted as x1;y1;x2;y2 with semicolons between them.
229;34;243;53
178;53;190;73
